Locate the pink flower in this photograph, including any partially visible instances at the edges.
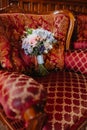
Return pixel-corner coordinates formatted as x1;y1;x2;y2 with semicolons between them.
27;34;38;47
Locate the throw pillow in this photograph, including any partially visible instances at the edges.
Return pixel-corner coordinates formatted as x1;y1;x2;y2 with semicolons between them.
74;40;87;49
0;35;13;70
0;70;47;120
45;43;64;71
20;49;36;74
11;43;30;73
65;49;87;75
76;15;87;41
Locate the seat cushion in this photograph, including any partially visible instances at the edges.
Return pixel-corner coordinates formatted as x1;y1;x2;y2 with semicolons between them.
35;71;87;130
0;71;86;130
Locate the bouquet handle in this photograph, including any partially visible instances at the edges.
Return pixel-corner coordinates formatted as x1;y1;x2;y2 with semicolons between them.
36;55;49;76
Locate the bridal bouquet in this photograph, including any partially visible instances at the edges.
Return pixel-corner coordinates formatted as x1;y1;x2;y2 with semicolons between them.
22;27;57;76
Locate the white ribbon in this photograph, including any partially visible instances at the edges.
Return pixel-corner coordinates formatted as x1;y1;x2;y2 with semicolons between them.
37;55;44;64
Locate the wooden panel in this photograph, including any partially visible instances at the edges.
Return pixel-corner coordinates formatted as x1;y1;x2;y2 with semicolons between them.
19;0;87;14
0;0;8;9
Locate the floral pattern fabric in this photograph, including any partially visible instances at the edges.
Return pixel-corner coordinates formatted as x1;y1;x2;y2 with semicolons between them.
0;13;70;73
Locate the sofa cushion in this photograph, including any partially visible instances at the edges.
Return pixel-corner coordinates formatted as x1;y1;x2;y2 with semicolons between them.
71;15;87;50
74;40;87;49
65;49;87;75
0;12;73;73
0;35;13;70
76;15;87;41
0;35;30;73
25;13;69;43
0;70;47;120
0;71;86;130
22;13;69;71
35;71;87;130
11;44;27;73
45;43;64;70
0;14;24;43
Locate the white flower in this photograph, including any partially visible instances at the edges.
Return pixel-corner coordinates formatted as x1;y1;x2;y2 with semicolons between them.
22;28;57;56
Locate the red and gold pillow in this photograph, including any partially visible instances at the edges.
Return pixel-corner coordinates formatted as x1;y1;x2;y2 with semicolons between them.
76;15;87;41
45;43;64;71
11;44;26;73
65;49;87;75
0;36;34;74
0;35;13;70
74;40;87;49
0;70;47;120
72;15;87;50
0;13;69;73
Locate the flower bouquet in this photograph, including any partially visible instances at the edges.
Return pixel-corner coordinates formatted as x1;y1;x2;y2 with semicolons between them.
22;27;57;76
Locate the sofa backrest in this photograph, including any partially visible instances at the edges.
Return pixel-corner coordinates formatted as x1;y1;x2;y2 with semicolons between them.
0;10;75;73
0;10;75;50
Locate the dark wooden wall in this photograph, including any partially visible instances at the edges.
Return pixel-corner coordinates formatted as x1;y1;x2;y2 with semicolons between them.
0;0;87;14
19;0;87;14
0;0;8;9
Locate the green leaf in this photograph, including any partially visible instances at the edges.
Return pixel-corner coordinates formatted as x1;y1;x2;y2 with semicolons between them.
26;28;33;35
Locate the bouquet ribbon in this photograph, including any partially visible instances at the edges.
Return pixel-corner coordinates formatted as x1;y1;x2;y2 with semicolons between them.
36;55;49;76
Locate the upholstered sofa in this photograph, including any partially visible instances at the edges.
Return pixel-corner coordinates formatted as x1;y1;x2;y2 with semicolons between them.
0;10;87;130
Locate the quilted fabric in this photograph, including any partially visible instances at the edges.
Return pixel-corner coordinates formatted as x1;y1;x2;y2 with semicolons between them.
65;49;87;75
0;70;47;120
35;71;87;130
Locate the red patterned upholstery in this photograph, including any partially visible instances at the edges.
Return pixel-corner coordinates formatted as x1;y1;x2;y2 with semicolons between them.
0;12;86;130
65;49;87;75
0;70;47;120
74;41;87;49
0;12;72;72
35;71;87;130
0;35;13;70
72;15;87;50
76;15;87;42
25;13;69;43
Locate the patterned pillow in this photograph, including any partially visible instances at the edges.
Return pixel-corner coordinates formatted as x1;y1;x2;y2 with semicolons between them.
0;35;34;74
20;49;36;74
0;35;13;70
76;15;87;41
21;13;68;71
45;43;64;71
0;70;47;120
74;41;87;49
11;43;34;74
65;49;87;75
